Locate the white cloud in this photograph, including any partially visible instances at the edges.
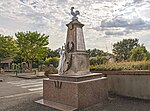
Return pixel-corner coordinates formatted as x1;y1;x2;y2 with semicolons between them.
105;31;126;36
101;17;150;30
0;0;150;52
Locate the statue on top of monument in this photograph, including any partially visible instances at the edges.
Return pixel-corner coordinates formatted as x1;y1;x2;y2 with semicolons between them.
71;7;80;21
57;45;66;75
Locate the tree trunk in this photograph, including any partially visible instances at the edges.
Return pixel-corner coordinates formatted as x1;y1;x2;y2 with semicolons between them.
28;60;32;71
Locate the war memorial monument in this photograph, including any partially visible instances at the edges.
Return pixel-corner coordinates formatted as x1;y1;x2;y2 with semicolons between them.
36;7;108;111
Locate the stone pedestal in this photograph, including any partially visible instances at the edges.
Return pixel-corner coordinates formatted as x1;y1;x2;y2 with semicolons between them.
63;20;90;75
36;73;108;111
36;8;108;111
64;52;90;75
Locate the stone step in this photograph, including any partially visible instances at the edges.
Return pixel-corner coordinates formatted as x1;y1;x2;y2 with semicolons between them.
36;99;77;111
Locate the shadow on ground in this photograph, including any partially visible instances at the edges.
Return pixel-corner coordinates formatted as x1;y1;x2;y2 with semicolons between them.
83;94;150;111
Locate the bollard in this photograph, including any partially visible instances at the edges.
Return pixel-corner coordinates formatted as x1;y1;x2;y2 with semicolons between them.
16;71;18;76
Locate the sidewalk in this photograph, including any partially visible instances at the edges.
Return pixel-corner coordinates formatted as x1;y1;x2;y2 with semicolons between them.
0;73;23;82
0;72;46;81
16;72;46;79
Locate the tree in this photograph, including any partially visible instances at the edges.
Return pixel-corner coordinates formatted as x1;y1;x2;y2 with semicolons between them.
47;48;60;58
86;48;114;65
113;38;139;61
0;34;16;60
15;31;49;69
86;48;105;57
45;57;59;67
130;45;150;61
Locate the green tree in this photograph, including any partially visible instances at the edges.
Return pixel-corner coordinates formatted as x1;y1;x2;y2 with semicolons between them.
130;45;150;61
15;31;49;69
45;57;59;67
113;38;139;61
86;48;105;57
0;34;16;60
87;48;114;65
90;56;108;65
47;49;60;58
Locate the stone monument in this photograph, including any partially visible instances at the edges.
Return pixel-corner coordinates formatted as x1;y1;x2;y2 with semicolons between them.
36;7;108;111
57;7;90;75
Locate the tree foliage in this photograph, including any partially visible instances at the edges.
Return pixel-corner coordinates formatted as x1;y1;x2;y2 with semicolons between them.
15;31;49;67
47;48;60;58
0;34;16;60
86;48;104;57
87;48;114;65
130;45;150;61
113;38;139;61
45;57;59;67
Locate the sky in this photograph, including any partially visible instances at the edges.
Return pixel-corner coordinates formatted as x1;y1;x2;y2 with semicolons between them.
0;0;150;52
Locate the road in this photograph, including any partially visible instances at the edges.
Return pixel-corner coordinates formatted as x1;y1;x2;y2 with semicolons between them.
0;74;150;111
0;74;56;111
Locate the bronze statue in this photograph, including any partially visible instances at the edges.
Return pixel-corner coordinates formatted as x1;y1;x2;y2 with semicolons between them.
71;7;80;21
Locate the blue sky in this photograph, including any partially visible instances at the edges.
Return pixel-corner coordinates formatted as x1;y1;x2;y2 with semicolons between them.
0;0;150;52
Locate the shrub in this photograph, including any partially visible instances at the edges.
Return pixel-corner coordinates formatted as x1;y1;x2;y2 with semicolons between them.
90;61;150;71
90;57;108;65
45;57;59;67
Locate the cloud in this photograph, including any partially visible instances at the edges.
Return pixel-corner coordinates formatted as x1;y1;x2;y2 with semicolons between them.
133;0;143;4
105;31;126;36
138;33;150;51
0;0;150;52
0;27;14;36
99;0;150;37
101;17;128;28
101;17;150;30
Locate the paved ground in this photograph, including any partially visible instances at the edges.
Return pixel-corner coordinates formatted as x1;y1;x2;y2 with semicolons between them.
83;95;150;111
0;73;23;82
0;73;150;111
0;73;55;111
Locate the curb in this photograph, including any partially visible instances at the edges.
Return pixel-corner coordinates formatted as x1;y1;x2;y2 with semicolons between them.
17;75;46;79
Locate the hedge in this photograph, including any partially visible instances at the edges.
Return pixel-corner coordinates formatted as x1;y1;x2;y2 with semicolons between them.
90;61;150;71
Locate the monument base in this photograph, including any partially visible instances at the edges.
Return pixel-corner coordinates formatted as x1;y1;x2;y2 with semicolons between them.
36;73;108;111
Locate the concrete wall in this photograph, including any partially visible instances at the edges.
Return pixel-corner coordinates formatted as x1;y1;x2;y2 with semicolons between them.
107;74;150;100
